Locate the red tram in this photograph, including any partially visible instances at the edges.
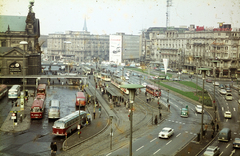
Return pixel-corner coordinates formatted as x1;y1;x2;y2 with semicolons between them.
75;92;86;107
146;85;161;97
37;84;47;96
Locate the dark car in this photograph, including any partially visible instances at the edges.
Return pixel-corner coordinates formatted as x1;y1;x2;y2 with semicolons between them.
206;79;212;83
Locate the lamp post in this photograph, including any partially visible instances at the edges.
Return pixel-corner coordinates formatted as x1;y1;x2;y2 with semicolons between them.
120;84;145;156
197;68;211;142
194;56;200;95
109;115;113;150
20;41;28;109
211;60;220;122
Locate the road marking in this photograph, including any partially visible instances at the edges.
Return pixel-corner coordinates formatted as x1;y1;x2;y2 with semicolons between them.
226;143;230;148
185;131;188;133
222;107;224;111
234;132;237;135
190;132;193;134
176;121;178;123
166;140;172;145
136;145;144;151
219;151;223;156
226;103;228;105
230;149;235;156
176;133;181;137
233;108;236;111
150;138;157;142
226;119;228;122
195;113;197;116
106;153;112;156
153;148;161;155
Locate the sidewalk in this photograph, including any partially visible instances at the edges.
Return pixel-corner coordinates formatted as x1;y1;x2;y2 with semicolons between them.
0;90;34;132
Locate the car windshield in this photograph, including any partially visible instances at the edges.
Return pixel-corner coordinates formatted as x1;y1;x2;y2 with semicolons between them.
161;129;169;133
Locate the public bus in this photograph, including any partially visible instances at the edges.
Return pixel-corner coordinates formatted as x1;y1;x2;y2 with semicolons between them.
111;77;130;94
181;107;189;118
30;95;46;119
8;85;21;99
52;110;90;136
37;84;47;96
75;92;86;107
0;84;8;100
101;73;111;81
83;66;92;75
48;100;60;119
146;85;161;97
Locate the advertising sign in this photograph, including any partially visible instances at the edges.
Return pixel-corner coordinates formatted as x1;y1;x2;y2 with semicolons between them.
163;59;169;75
109;35;122;64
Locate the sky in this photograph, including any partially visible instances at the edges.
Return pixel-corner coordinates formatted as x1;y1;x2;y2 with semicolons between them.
1;0;240;35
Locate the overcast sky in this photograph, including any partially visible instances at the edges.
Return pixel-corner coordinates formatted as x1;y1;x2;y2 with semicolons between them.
1;0;240;35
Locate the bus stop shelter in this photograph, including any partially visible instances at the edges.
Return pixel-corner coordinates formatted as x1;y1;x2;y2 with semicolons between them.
106;87;123;107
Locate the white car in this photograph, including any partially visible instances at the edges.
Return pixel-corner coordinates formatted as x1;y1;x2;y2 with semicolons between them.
195;105;204;113
224;111;232;118
141;82;147;87
158;127;174;139
125;76;129;80
213;81;219;86
219;89;227;95
225;93;233;101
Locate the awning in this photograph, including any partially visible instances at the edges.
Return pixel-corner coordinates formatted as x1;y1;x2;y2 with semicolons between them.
106;87;122;97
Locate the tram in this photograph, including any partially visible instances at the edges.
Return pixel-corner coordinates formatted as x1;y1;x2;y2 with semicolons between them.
37;84;47;96
111;77;130;94
146;85;161;97
101;73;111;81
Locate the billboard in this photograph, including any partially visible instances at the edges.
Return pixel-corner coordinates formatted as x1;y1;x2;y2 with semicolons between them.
109;35;122;64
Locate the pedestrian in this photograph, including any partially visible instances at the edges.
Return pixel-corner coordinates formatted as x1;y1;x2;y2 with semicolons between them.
52;142;57;156
53;80;54;85
99;106;101;118
154;115;158;125
211;131;214;138
159;113;162;120
66;81;68;85
62;81;64;85
146;97;149;103
50;142;54;154
216;123;219;132
93;111;96;119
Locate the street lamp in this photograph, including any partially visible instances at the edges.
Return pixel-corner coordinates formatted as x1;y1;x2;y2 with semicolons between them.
197;68;211;142
64;41;72;75
194;56;200;95
20;41;28;110
211;60;220;122
120;84;145;156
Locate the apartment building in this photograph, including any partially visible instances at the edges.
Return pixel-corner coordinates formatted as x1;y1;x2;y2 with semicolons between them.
145;24;240;78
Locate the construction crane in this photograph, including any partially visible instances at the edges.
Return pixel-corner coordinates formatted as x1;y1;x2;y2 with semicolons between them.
166;0;172;28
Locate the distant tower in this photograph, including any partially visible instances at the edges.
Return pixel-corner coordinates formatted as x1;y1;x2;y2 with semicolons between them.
83;17;87;31
166;0;172;28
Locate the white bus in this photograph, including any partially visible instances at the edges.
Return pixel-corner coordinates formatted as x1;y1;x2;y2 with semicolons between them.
8;85;21;99
48;100;60;119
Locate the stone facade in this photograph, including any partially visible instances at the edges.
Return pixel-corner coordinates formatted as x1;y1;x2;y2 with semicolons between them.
0;1;41;76
47;31;109;63
145;26;240;78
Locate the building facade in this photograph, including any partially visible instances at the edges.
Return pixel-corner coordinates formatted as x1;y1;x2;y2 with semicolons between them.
47;31;109;63
0;1;41;76
144;25;240;78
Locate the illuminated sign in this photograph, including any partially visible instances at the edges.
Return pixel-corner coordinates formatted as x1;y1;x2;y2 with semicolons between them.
196;26;204;31
213;28;232;31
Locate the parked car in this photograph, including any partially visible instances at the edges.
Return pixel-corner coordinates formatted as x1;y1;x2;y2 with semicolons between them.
173;78;181;81
233;138;240;148
224;111;232;118
225;93;233;101
206;79;212;83
219;89;227;95
132;73;138;76
195;105;204;113
125;76;129;80
219;84;224;89
158;127;174;139
213;81;219;86
203;146;220;156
